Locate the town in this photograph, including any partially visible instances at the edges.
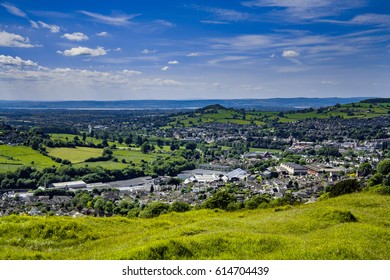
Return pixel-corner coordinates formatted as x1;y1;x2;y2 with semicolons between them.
0;99;389;217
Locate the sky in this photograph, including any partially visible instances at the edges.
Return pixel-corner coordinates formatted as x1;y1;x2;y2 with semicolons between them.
0;0;390;100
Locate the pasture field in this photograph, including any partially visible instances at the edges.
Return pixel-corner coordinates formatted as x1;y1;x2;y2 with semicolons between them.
49;134;121;147
249;147;281;153
113;149;166;164
0;145;58;172
0;192;389;260
46;147;103;163
169;102;390;126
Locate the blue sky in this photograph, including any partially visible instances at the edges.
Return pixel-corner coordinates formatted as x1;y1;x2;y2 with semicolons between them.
0;0;390;100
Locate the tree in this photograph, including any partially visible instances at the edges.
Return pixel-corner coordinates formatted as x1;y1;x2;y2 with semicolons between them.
141;142;151;153
358;162;373;176
94;198;105;216
104;201;115;214
170;201;190;212
139;202;169;218
328;179;361;197
203;190;237;210
377;160;390;175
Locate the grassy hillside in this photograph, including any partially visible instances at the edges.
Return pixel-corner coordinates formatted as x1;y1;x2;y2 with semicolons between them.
0;145;59;172
170;100;390;126
1;192;389;260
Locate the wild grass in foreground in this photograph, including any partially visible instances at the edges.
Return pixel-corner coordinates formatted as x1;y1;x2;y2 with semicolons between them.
0;192;389;260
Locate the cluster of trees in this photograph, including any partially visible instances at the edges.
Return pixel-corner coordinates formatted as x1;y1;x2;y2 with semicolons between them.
0;165;144;190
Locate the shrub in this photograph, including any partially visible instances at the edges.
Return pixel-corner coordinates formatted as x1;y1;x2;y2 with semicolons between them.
245;195;270;210
202;190;237;210
139;202;170;218
367;184;390;195
328;179;361;197
170;201;191;213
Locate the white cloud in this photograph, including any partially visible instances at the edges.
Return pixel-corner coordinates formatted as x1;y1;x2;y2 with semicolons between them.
201;20;229;25
282;50;300;58
187;52;200;57
208;55;250;65
332;14;390;26
0;55;37;67
59;47;107;57
321;80;339;85
211;35;272;50
0;31;35;48
122;69;142;76
153;20;175;27
138;78;181;87
242;0;366;20
161;66;170;71
168;60;179;65
195;5;259;22
142;49;157;54
62;32;89;41
38;21;60;33
79;10;141;26
1;2;27;18
96;31;109;37
29;20;39;29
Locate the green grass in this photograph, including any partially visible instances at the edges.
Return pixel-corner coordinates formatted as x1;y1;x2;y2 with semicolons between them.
113;149;167;164
170;102;389;126
0;145;58;172
249;147;281;153
47;147;103;163
49;133;120;147
1;192;389;260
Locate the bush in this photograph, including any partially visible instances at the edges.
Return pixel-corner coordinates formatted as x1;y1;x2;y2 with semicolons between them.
139;202;170;218
226;202;244;212
245;195;270;210
170;201;191;213
127;208;141;218
377;160;390;175
328;179;361;197
202;190;237;210
367;184;390;195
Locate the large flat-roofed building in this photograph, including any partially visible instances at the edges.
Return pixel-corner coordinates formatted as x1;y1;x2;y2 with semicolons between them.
304;164;343;176
280;163;307;176
198;164;233;172
51;180;87;190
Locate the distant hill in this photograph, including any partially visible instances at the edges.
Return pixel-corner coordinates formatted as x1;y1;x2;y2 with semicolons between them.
360;98;390;104
169;99;390;126
0;97;369;110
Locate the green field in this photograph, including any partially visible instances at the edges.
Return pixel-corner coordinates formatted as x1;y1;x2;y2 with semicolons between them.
170;102;390;126
113;148;167;164
49;133;123;147
1;192;389;260
0;145;58;172
47;147;103;163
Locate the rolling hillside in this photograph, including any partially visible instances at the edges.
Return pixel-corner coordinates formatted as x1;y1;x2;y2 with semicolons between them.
0;192;389;260
169;99;390;127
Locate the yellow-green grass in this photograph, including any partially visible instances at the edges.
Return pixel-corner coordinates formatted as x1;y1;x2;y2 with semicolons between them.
0;145;58;172
249;147;281;153
1;192;389;260
46;147;103;163
73;161;128;170
49;133;119;147
113;149;166;164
